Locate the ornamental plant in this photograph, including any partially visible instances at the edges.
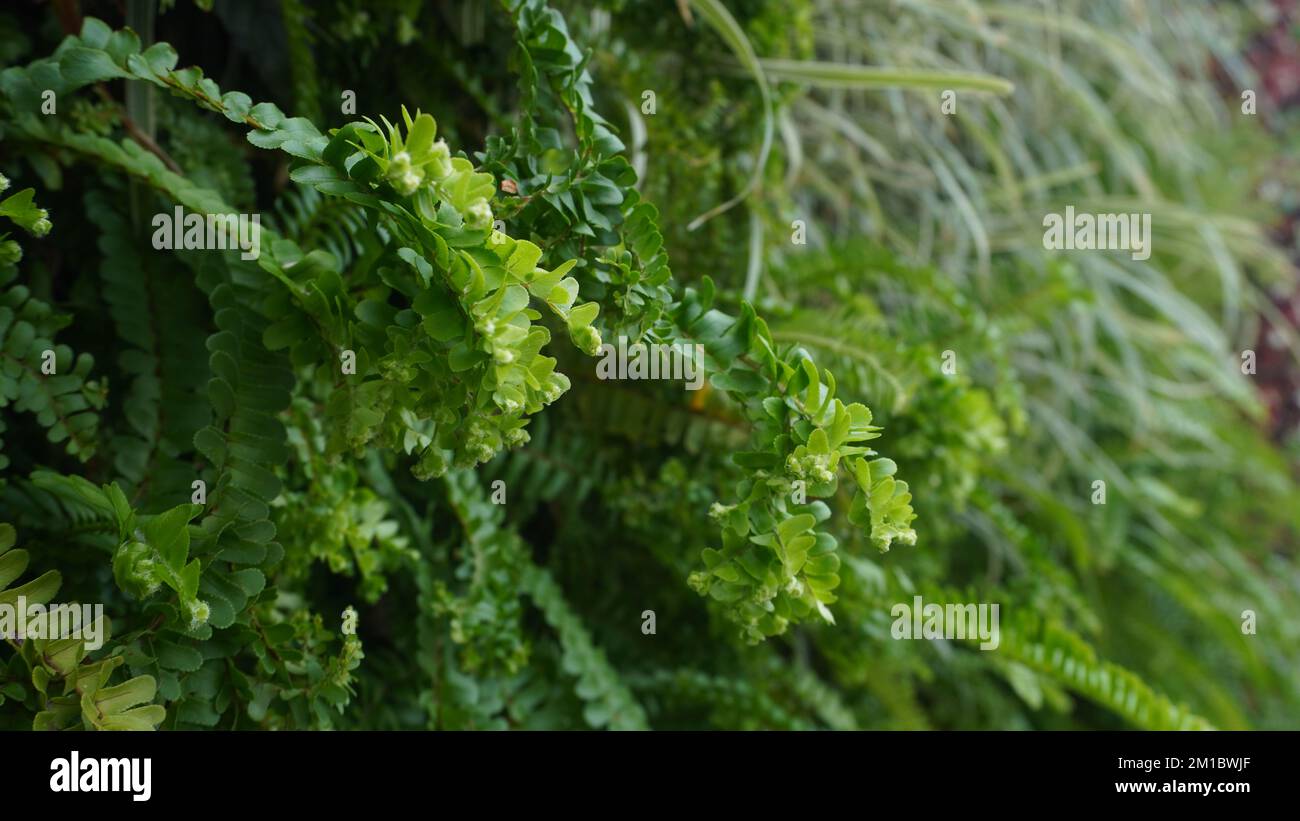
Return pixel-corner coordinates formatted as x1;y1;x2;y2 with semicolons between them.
0;0;1296;731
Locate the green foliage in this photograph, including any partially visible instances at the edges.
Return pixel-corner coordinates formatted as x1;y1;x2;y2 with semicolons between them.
0;185;53;238
0;262;106;468
2;522;166;730
0;0;1296;732
684;323;919;641
89;185;210;502
998;609;1213;731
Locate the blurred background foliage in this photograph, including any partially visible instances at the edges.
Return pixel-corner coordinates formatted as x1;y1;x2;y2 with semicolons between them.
1;0;1298;729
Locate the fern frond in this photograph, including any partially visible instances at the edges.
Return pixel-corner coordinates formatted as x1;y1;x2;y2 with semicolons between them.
269;183;375;270
999;610;1215;731
627;667;809;730
185;252;292;602
522;562;649;730
280;0;323;123
0;265;107;465
87;187;211;507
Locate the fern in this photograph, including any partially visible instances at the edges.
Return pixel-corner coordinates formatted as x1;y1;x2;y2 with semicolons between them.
0;0;1295;735
88;186;211;506
521;562;649;730
0;262;106;468
999;610;1215;731
279;0;323;124
269;183;373;270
